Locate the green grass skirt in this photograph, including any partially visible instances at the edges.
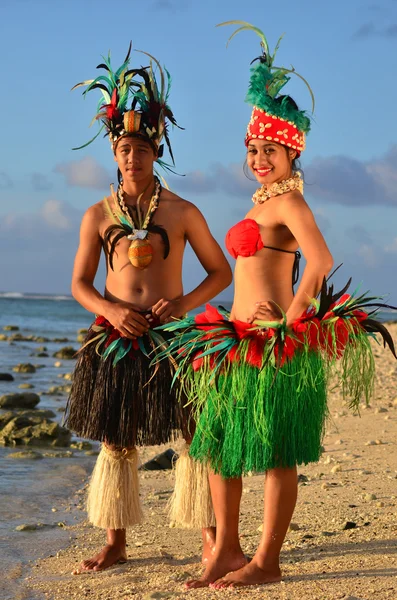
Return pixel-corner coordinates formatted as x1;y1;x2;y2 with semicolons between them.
189;351;328;478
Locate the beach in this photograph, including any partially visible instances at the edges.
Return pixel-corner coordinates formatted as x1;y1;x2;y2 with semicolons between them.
0;298;396;600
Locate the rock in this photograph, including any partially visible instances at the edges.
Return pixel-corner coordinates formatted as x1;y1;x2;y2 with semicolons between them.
331;465;342;474
20;409;56;419
364;493;377;501
78;328;88;335
18;383;34;389
42;450;73;458
16;523;40;531
375;439;384;445
342;521;357;530
321;531;335;537
289;522;300;531
53;346;77;360
8;450;43;460
0;411;15;428
140;448;178;471
375;407;388;414
84;450;100;456
297;474;309;483
359;470;372;475
365;440;376;446
52;337;70;343
0;373;14;381
70;441;92;450
35;352;49;358
0;393;40;409
3;325;19;331
34;336;50;343
0;334;8;341
376;501;385;508
54;361;62;368
44;384;72;395
12;363;36;374
0;414;71;447
77;334;86;343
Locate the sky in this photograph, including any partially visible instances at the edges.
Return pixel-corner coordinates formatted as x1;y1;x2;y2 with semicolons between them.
0;0;396;303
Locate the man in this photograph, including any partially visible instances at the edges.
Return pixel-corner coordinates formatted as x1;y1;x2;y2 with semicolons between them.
65;46;231;571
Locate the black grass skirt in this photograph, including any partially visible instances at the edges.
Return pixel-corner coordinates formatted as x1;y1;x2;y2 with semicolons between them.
64;318;191;448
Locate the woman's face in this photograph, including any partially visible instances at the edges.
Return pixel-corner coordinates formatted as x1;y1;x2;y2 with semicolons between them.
246;140;296;185
114;135;156;183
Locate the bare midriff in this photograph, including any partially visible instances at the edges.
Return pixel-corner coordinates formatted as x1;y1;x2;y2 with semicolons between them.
232;250;295;321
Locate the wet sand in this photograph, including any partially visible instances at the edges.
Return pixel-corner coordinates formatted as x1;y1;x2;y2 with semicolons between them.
16;325;397;600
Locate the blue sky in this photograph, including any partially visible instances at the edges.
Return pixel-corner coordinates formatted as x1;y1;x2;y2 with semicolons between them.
0;0;396;303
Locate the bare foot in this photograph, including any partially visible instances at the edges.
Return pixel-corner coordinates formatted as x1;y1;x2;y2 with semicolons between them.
185;551;247;590
210;559;282;589
201;527;216;565
80;544;127;572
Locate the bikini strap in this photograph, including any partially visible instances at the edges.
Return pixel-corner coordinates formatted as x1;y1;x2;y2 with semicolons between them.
264;246;301;287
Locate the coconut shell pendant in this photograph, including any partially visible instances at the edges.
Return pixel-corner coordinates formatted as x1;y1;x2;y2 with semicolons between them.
127;236;153;269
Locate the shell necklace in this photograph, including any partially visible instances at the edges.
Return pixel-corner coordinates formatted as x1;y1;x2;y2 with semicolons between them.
252;172;303;205
117;177;161;269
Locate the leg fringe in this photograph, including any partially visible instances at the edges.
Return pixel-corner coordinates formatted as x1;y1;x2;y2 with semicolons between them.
87;445;143;530
169;444;215;529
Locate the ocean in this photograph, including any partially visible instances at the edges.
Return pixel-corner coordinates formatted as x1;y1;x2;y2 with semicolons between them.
0;293;395;600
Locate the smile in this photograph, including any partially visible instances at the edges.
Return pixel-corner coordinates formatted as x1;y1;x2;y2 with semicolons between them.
255;167;273;176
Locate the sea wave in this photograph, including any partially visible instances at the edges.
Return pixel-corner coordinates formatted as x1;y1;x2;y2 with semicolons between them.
0;292;73;301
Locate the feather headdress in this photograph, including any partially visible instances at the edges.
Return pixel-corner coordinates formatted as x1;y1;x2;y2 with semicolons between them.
217;21;315;154
72;43;181;169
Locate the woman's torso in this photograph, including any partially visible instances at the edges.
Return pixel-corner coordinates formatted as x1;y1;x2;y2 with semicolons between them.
230;196;299;321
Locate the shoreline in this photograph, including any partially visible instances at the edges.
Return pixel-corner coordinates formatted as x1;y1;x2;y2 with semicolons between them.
9;326;397;600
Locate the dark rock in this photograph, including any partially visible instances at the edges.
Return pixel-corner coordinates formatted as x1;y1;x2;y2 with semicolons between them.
52;338;70;343
0;393;40;409
13;363;36;374
298;474;309;483
0;411;15;428
53;346;77;360
342;521;357;530
140;448;178;470
0;373;14;381
3;325;19;331
8;450;43;460
35;352;49;358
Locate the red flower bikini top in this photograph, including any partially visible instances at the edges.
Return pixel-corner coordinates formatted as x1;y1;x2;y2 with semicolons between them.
225;219;301;286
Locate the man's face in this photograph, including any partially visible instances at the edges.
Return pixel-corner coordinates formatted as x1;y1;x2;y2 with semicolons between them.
114;136;156;183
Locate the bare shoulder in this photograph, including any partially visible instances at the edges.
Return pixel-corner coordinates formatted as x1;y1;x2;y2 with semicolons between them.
80;198;109;234
277;190;312;216
160;188;201;217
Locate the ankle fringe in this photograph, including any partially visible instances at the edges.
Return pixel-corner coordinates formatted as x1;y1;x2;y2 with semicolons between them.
87;445;143;529
169;444;215;529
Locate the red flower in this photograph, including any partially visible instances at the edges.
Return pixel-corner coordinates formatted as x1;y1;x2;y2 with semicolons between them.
95;315;109;327
351;309;368;322
233;320;255;340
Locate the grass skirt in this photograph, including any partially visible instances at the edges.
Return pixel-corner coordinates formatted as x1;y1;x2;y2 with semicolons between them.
65;317;190;447
155;279;396;477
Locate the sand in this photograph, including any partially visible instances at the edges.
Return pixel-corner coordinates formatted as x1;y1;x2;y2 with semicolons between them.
20;325;397;600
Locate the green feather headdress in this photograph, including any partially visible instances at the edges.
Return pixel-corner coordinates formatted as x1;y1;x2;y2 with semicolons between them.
72;42;182;170
217;21;314;137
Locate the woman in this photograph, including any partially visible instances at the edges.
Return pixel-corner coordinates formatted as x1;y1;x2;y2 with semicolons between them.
156;21;396;589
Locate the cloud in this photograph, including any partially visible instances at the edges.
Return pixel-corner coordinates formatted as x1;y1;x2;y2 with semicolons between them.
0;172;13;189
31;172;52;191
305;145;397;206
352;21;397;39
170;162;257;198
54;156;111;190
0;199;81;239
